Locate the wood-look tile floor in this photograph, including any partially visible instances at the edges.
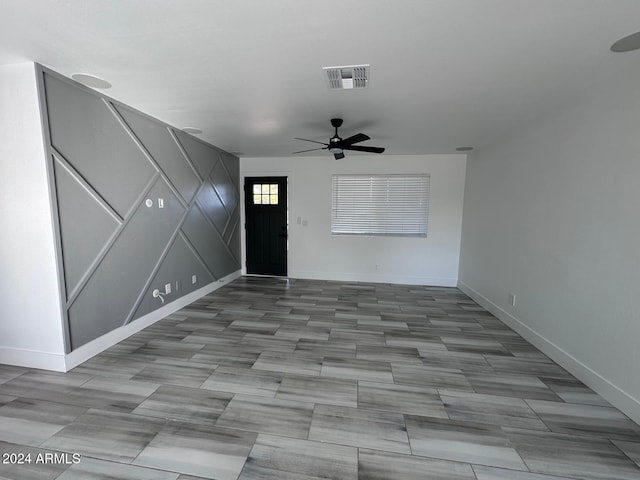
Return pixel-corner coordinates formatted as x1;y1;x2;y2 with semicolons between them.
1;276;640;479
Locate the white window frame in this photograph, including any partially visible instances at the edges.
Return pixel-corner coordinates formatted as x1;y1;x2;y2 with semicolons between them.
331;174;429;237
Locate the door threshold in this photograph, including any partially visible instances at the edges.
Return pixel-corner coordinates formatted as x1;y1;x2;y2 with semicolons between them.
244;273;289;278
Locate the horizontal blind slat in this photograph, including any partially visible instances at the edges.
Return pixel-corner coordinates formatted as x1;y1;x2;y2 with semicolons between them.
331;174;429;237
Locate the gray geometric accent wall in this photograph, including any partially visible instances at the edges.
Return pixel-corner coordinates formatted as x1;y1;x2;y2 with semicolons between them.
39;68;240;351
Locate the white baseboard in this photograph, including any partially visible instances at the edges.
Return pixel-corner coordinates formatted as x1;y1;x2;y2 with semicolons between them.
63;270;241;371
292;270;458;287
457;280;640;425
0;271;242;373
0;347;67;372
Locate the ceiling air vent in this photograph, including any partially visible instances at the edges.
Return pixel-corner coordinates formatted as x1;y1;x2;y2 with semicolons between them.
323;64;370;89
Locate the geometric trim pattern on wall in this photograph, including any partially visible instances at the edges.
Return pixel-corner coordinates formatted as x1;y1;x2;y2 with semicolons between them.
131;233;215;321
41;70;240;351
52;155;121;299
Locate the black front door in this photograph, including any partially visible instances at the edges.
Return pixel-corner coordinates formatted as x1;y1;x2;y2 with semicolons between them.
244;176;287;276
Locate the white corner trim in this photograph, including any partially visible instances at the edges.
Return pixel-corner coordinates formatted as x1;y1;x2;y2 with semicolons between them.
457;280;640;425
63;270;241;371
292;270;458;287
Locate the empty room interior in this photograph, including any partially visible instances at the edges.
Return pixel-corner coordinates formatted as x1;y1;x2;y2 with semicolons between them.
2;1;640;479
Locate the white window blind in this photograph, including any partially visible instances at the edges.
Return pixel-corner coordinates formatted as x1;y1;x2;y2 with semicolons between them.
331;174;429;237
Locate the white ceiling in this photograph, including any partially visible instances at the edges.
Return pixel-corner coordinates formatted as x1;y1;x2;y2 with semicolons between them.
2;0;640;157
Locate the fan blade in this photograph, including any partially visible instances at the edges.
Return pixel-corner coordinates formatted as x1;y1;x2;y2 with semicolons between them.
294;137;328;146
292;147;326;154
342;145;385;154
334;152;345;160
340;133;370;146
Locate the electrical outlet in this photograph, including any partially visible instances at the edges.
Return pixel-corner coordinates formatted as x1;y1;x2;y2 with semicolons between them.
508;293;516;306
192;274;197;284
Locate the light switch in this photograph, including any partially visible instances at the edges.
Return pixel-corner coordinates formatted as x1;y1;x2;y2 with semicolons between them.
192;274;197;284
158;198;164;208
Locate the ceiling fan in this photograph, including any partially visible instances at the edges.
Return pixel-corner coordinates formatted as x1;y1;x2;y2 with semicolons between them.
293;118;385;160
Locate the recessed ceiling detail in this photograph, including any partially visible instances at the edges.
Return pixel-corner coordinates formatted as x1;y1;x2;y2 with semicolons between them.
323;65;369;89
610;31;640;52
71;73;112;89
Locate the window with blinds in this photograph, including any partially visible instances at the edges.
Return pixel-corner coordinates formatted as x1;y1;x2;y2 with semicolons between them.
331;174;429;237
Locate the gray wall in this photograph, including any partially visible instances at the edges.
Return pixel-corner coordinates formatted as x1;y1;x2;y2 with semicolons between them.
458;64;640;423
39;67;241;351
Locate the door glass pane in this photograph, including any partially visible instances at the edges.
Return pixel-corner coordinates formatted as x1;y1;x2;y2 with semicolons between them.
252;183;281;205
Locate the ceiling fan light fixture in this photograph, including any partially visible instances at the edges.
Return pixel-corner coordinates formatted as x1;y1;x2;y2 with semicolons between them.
293;118;384;159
